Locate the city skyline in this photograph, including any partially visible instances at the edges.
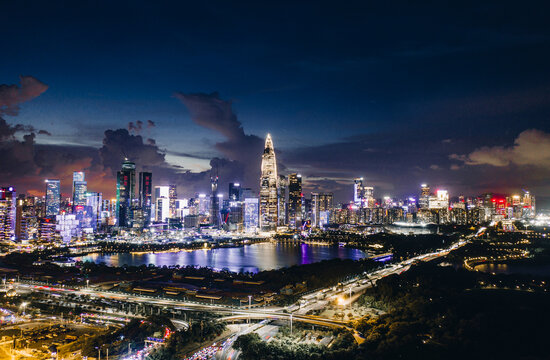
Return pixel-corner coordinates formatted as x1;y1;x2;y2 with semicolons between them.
2;1;550;207
2;3;550;358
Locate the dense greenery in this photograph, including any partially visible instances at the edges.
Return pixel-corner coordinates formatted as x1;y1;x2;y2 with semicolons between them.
233;330;356;360
353;263;550;359
255;258;379;292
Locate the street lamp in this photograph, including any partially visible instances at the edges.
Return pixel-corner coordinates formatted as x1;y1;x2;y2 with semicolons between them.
19;302;28;316
248;295;252;325
290;313;293;335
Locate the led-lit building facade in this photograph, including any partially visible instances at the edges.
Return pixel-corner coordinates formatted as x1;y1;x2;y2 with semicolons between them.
116;159;136;227
56;213;80;242
419;184;430;209
155;186;169;222
244;197;259;232
259;134;278;231
312;192;333;228
0;187;16;241
45;179;61;217
354;178;363;207
277;175;287;226
169;184;177;218
210;175;221;227
139;172;152;227
288;173;302;229
85;192;102;230
72;171;87;207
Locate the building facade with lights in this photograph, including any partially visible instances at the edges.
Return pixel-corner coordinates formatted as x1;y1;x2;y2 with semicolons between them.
259;134;278;231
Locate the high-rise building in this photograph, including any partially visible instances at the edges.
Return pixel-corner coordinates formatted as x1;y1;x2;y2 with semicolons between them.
244;197;259;232
354;178;363;207
154;186;169;222
85;192;102;230
312;192;333;228
288;173;302;229
139;172;152;227
429;189;449;209
72;172;87;207
0;187;16;241
523;191;536;218
15;195;26;240
210;174;221;227
169;184;177;218
363;186;374;208
259;134;278;231
45;179;61;217
277;175;287;226
419;184;430;209
56;213;80;242
197;193;209;215
116;159;136;227
229;183;241;201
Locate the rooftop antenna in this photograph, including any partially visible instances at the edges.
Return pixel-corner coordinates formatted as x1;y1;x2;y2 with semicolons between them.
120;149;129;162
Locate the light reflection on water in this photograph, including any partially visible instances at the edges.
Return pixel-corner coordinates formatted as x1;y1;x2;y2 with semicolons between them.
474;262;550;277
74;243;367;273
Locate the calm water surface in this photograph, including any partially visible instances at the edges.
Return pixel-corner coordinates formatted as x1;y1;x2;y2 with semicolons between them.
474;262;550;277
74;243;367;273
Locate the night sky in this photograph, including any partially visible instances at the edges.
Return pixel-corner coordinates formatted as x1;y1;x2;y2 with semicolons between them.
2;1;550;206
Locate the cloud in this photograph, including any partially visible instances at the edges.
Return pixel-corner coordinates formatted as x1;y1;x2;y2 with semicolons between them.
174;91;265;192
0;76;48;116
38;129;52;136
147;120;155;128
99;129;166;173
452;129;550;167
127;120;144;133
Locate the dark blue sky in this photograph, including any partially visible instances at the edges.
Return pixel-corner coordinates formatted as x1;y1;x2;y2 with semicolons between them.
2;1;550;205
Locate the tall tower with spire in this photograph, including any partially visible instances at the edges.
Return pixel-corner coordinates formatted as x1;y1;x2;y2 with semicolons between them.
260;134;278;231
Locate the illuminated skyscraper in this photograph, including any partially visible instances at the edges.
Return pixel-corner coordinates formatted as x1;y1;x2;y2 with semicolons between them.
139;172;152;227
288;173;302;229
312;192;333;228
354;178;363;207
169;184;177;218
363;186;374;208
419;184;430;209
259;134;278;231
116;159;136;227
72;171;87;207
86;192;102;230
210;174;221;227
229;183;241;201
244;198;259;232
429;189;449;209
0;187;16;241
154;186;170;222
277;175;287;226
45;179;61;217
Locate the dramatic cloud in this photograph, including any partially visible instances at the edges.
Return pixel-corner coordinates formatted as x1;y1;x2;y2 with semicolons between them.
175;92;264;192
100;129;166;173
452;129;550;167
0;76;48;116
